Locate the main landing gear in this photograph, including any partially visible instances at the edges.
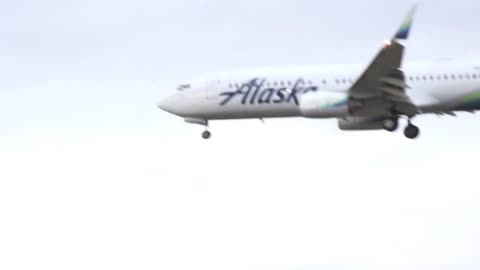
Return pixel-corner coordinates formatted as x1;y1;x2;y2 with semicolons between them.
404;122;420;140
383;117;420;140
383;118;399;132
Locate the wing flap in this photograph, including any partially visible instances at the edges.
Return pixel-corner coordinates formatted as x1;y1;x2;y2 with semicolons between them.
378;86;410;100
380;77;410;89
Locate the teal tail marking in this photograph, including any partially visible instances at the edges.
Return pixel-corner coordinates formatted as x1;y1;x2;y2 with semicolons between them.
394;6;417;40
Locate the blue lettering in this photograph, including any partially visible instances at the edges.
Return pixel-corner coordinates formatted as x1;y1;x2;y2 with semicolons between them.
273;88;286;104
249;79;265;105
258;88;275;104
219;78;319;106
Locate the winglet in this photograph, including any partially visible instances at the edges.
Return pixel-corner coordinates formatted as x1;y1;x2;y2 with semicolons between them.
394;5;417;40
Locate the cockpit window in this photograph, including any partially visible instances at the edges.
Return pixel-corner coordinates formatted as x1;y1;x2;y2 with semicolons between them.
177;84;191;91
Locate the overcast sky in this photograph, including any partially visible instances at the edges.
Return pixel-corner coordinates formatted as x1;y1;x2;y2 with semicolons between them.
1;1;480;270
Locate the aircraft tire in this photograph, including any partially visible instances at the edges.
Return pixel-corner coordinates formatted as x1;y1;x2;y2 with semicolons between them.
202;130;211;140
404;124;420;139
383;118;399;132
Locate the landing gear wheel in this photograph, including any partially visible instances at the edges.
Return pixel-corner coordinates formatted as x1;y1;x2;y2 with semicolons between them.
202;130;211;140
383;118;399;132
404;124;420;139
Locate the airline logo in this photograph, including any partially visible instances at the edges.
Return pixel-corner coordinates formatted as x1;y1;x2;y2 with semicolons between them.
394;6;416;40
219;78;318;106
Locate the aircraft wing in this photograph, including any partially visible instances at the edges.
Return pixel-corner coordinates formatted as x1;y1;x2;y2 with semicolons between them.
348;6;419;117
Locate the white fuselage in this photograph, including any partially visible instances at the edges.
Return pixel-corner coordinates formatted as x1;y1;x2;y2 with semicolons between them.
159;60;480;121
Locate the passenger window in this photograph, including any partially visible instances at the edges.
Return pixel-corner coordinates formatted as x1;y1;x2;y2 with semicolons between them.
473;74;478;79
452;75;456;80
444;75;449;80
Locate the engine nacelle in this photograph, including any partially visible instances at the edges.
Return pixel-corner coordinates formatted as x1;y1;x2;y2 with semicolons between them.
299;91;350;118
338;117;385;131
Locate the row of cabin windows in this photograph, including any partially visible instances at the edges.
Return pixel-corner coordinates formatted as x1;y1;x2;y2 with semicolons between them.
228;80;319;89
407;74;480;81
227;74;480;89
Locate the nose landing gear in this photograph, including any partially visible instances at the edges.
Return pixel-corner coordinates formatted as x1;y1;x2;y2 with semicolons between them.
184;118;212;140
202;130;211;140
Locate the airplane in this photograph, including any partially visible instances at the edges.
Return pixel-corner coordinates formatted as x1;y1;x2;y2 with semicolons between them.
158;6;480;140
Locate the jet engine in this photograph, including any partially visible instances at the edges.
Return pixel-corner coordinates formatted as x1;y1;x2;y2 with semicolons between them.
338;117;385;131
299;91;350;118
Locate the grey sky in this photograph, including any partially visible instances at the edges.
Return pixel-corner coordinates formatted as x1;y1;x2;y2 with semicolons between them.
2;0;480;135
1;1;480;270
